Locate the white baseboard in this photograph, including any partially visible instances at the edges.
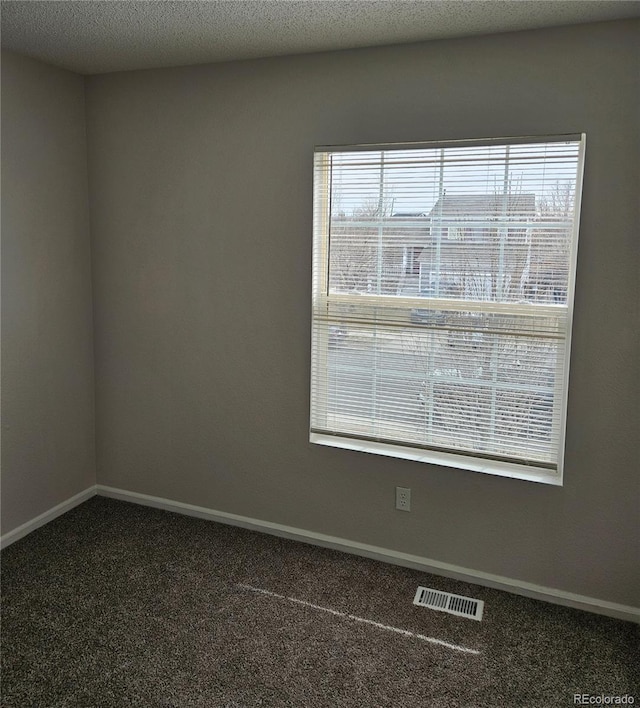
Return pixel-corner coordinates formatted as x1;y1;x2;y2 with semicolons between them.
0;485;97;550
96;484;640;624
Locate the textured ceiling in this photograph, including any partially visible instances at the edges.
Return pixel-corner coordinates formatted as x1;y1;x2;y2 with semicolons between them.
2;0;640;75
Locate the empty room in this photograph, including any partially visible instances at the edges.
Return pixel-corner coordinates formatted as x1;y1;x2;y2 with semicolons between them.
1;1;639;706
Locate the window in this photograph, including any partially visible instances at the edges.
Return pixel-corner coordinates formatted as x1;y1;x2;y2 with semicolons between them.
310;135;585;484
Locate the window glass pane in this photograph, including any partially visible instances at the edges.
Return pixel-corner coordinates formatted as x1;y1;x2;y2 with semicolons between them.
327;142;579;305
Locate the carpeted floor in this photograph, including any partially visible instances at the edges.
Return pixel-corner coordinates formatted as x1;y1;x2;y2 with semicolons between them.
1;496;638;707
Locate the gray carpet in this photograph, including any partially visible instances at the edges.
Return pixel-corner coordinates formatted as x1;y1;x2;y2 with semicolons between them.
1;497;638;707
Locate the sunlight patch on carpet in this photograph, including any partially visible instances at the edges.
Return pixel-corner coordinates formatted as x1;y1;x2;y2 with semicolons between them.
237;583;481;655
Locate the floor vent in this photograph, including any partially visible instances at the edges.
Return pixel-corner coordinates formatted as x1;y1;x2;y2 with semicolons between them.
413;586;484;621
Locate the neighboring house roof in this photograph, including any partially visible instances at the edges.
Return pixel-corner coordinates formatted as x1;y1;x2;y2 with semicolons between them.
428;193;536;219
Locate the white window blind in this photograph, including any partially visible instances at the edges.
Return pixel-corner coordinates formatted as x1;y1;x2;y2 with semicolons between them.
310;135;585;484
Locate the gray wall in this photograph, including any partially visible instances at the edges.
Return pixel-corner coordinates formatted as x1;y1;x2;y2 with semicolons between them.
1;51;96;535
84;20;636;607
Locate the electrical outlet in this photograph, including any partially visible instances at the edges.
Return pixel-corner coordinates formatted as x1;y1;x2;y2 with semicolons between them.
395;486;411;512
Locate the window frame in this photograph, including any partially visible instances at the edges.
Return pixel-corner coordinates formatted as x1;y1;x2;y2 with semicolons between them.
310;134;586;485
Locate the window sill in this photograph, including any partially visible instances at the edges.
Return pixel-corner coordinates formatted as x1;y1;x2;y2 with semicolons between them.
310;433;563;486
